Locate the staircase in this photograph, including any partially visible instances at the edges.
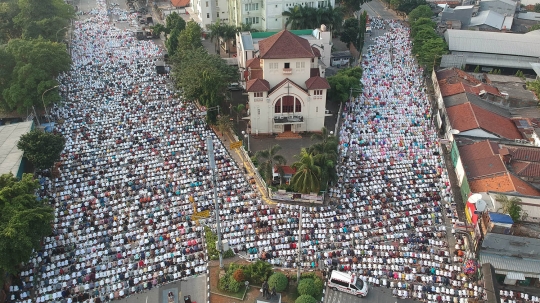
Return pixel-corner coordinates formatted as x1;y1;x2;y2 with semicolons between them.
276;131;302;139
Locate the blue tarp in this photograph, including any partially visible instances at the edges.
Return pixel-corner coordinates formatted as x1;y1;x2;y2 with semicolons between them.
41;122;55;133
488;212;514;224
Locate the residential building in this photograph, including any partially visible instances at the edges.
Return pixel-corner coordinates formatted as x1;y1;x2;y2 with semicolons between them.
272;165;296;184
241;30;330;135
170;0;190;14
228;0;335;31
440;5;474;27
479;232;540;286
478;0;517;17
236;27;332;70
441;30;540;70
468;10;513;31
186;0;228;29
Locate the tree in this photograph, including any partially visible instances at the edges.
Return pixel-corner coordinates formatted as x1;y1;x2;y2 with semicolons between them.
298;278;317;297
268;272;288;292
0;0;22;44
282;5;315;30
495;194;522;222
17;130;66;170
167;21;202;57
295;295;318;303
397;0;427;13
340;18;360;48
308;127;338;190
254;144;287;185
150;23;166;38
0;173;54;274
534;3;540;12
232;104;246;122
14;0;74;41
166;12;186;34
327;67;363;103
245;260;273;285
1;38;71;113
410;17;435;36
216;114;233;134
408;5;432;22
416;37;447;72
340;0;368;16
291;148;321;194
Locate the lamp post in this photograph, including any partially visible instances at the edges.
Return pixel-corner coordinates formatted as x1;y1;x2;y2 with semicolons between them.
56;26;69;42
42;85;59;124
241;130;250;153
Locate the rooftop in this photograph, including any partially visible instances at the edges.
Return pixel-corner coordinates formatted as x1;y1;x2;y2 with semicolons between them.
305;76;330;90
482;232;540;259
444;29;540;58
480;252;540;276
246;78;270;92
469;10;505;30
171;0;189;7
0;121;33;177
258;30;316;59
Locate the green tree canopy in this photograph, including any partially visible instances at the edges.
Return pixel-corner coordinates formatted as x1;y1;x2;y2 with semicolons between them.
17;130;66;170
254;144;286;185
282;5;343;32
410;17;436;36
166;20;201;57
327;67;363;103
298;278;317;297
340;0;368;16
397;0;427;13
1;38;71;113
295;295;318;303
340;18;359;48
308;127;338;190
165;12;186;34
291;148;321;194
0;0;22;44
14;0;74;40
416;37;447;72
0;173;54;274
268;272;288;292
495;194;523;222
408;5;432;22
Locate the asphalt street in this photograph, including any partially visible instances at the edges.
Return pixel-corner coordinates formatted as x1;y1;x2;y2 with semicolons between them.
325;285;416;303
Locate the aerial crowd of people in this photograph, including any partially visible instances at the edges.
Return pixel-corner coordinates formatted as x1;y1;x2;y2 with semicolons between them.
6;0;539;302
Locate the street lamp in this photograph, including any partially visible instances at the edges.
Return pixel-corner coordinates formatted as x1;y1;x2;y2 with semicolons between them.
241;130;250;153
56;26;69;42
42;85;59;124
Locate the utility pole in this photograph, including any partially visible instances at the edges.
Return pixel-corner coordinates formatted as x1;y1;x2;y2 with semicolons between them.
297;207;303;283
207;136;224;269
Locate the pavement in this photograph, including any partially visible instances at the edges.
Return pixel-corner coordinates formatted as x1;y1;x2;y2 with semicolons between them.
113;275;207;303
325;285;415;303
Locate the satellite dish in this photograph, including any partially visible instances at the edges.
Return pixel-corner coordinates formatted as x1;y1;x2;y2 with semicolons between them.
476;199;487;212
450;129;461;135
468;193;483;204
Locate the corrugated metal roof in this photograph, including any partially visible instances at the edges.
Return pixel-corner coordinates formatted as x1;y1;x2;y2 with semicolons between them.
480;252;540;276
505;272;526;280
469;10;504;29
444;30;540;58
482;233;540;258
517;12;540;21
240;34;254;51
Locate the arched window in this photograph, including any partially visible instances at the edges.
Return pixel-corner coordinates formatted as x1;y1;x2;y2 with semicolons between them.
275;100;281;113
295;98;301;112
282;96;294;113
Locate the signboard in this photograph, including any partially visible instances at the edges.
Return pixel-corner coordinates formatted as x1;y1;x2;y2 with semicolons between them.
230;141;243;149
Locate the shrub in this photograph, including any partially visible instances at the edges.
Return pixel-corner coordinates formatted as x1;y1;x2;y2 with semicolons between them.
268;272;288;292
224;248;235;258
233;269;245;282
298;278;316;297
218;275;229;291
228;277;241;292
313;277;324;298
218;274;242;292
295;295;318;303
249;260;273;285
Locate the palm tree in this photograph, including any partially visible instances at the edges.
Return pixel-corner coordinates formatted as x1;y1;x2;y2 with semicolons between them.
232;104;246;122
495;194;523;222
291;148;322;194
216;114;233;136
282;6;304;30
308;127;338;190
206;21;224;54
255;145;287;185
322;5;344;36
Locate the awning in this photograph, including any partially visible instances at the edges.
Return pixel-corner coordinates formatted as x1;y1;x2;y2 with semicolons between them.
505;272;526;280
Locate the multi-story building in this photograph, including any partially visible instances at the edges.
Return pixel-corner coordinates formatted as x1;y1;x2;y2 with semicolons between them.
228;0;334;31
186;0;229;29
242;30;330;135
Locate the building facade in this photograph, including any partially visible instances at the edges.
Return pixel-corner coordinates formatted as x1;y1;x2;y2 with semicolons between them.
228;0;335;31
243;30;329;135
186;0;229;29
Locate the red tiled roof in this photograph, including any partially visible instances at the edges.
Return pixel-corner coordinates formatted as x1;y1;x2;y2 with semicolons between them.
246;57;261;68
446;103;523;139
459;140;506;178
305;76;330;90
171;0;190;7
508;146;540;162
509;174;540;196
259;30;315;59
458;140;496;162
249;69;263;80
469;174;515;193
436;68;482;86
439;82;500;98
446;103;479;131
268;78;307;96
274;165;296;175
246;78;270;92
512;161;540;178
465;83;501;96
440;82;465;97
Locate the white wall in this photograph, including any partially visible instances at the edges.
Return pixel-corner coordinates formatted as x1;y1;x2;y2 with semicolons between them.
460;129;499;138
488;192;540;223
262;58;312;88
455;157;465;186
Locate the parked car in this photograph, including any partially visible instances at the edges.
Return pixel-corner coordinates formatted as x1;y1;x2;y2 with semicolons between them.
227;83;242;91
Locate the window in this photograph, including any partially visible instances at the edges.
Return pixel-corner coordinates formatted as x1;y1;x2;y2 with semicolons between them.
207;13;210;18
269;62;278;69
245;17;260;24
245;3;258;11
282;96;294;113
257;108;260;115
274;101;281;113
254;92;263;97
217;12;219;17
314;90;323;95
330;279;349;288
284;62;290;68
295;99;301;112
316;107;318;113
295;62;305;69
206;1;208;6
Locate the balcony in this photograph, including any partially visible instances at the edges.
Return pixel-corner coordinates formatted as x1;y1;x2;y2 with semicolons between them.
282;68;292;75
274;115;303;123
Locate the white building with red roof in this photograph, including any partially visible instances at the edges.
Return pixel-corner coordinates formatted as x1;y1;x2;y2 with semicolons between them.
243;29;330;135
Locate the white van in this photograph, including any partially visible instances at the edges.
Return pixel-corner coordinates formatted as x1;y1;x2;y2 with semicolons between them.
328;271;368;297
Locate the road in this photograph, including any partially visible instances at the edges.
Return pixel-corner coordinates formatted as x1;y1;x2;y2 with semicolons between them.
325;286;415;303
361;0;400;20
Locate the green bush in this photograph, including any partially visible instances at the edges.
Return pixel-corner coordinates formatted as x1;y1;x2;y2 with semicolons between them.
298;278;316;297
233;269;245;282
228;277;241;292
295;295;318;303
218;274;242;292
248;260;274;285
268;272;288;292
313;277;324;298
224;248;235;258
